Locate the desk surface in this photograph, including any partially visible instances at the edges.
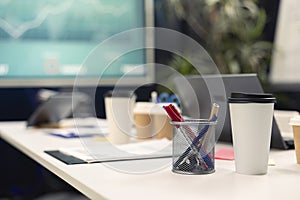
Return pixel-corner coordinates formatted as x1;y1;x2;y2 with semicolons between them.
1;121;300;200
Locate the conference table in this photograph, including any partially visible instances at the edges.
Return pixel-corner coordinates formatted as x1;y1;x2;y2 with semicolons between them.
0;121;300;200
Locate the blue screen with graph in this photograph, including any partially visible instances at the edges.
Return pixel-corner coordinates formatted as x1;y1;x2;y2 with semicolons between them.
0;0;154;87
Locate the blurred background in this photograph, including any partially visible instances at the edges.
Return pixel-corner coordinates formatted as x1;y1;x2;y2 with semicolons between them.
1;0;299;199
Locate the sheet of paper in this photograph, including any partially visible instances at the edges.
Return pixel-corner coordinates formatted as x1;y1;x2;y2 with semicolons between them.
44;117;109;138
58;138;172;163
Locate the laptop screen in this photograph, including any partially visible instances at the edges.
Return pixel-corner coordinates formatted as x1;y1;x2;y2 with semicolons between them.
173;74;291;149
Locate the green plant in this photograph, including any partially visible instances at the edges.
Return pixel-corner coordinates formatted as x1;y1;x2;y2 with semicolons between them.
162;0;272;83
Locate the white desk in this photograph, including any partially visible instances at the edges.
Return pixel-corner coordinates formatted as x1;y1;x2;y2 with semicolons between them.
1;121;300;200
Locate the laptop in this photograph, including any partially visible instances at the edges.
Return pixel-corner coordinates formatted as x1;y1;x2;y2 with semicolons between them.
173;73;293;150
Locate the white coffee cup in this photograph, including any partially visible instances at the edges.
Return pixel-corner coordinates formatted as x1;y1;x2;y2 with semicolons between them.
104;90;136;144
228;92;276;175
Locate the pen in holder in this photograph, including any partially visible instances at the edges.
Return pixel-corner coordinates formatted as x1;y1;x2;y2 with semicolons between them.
171;119;217;174
164;104;219;175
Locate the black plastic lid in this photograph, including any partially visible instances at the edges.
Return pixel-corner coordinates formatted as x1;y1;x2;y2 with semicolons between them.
228;92;276;103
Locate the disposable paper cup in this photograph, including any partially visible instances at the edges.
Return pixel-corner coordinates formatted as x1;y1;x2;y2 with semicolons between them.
153;114;172;140
289;117;300;164
228;93;276;175
151;103;180;140
104;90;136;144
133;102;180;140
133;102;155;139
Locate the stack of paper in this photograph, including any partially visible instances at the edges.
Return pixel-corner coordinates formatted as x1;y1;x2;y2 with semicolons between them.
58;138;172;163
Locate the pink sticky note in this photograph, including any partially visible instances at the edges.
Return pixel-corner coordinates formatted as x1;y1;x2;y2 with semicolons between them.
215;148;234;160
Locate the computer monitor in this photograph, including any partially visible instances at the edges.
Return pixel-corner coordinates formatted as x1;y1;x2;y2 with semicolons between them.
0;0;154;88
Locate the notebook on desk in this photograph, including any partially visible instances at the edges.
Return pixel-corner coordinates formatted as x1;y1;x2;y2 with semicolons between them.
45;138;172;164
173;73;294;150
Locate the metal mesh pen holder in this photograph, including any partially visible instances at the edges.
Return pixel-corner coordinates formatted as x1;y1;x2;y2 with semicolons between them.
171;119;217;175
